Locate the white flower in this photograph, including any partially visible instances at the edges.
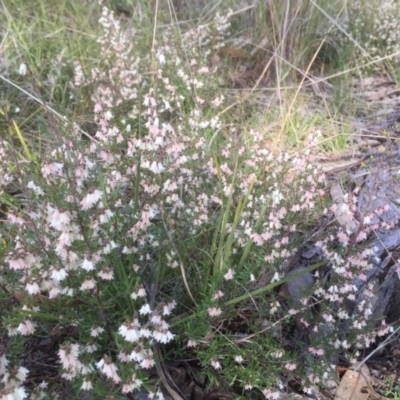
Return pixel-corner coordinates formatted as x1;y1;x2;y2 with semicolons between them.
99;209;114;224
271;272;281;282
0;354;8;375
27;181;44;196
18;63;27;75
51;267;68;282
157;53;166;64
2;386;27;399
82;258;94;271
102;241;118;254
140;328;152;338
2;366;29;388
81;379;93;391
363;216;371;225
149;161;165;174
272;189;283;205
90;326;104;337
153;329;175;344
139;304;151;315
118;320;141;342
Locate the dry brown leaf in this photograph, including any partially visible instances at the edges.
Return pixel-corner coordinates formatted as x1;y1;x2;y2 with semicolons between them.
335;365;388;400
318;157;363;174
220;48;246;59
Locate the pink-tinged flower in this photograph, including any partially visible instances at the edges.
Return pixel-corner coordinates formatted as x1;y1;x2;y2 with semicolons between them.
262;388;281;399
224;268;234;281
97;267;114;280
80;278;96;290
26;281;40;295
208;307;222;317
80;189;102;210
131;285;147;300
337;231;349;245
58;343;80;370
139;304;152;315
251;233;264;246
162;300;176;315
150;312;162;325
57;231;73;248
213;290;224;300
17;320;36;335
187;340;198;348
140;357;155;369
8;214;25;226
122;373;143;393
42;161;63;178
285;363;297;371
47;206;71;231
94;102;103;113
308;347;324;356
211;359;221;369
7;255;28;270
96;357;121;384
90;326;104;338
118;351;129;363
153;328;175;344
118;319;141;342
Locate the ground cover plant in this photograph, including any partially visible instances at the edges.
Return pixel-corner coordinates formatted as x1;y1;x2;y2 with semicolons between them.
1;0;400;399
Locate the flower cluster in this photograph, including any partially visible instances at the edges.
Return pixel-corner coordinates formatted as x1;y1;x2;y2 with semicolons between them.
0;2;233;398
335;0;400;69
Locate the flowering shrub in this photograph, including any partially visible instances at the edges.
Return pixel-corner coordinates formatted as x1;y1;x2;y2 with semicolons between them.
335;0;400;69
0;2;396;399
